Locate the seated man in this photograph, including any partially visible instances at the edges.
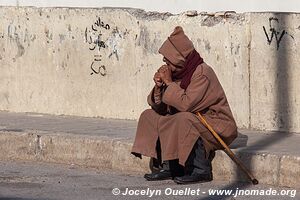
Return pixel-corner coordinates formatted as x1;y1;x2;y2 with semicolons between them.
131;26;238;184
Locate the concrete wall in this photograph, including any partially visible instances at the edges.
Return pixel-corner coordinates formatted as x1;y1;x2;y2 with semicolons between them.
0;7;299;133
1;0;300;13
249;13;300;132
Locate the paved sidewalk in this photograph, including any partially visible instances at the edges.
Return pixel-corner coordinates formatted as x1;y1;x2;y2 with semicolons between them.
0;161;298;200
0;111;299;188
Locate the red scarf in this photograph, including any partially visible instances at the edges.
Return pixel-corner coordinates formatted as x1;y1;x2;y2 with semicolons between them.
172;49;204;89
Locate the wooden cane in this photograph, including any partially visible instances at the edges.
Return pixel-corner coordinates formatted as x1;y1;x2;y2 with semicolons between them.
196;112;259;185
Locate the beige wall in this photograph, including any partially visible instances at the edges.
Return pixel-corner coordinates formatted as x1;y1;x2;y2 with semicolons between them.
1;0;300;13
0;7;299;133
249;13;300;132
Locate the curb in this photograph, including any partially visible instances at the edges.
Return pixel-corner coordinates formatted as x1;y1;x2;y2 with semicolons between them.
0;131;299;188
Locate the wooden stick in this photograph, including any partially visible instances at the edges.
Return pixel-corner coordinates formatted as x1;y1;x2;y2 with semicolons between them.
196;112;258;185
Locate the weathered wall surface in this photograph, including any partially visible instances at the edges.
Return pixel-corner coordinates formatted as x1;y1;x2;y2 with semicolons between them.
0;7;299;133
249;13;300;132
2;0;300;13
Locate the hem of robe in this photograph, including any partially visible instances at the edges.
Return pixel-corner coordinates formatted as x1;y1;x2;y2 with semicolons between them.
132;133;214;167
160;133;201;167
131;145;157;159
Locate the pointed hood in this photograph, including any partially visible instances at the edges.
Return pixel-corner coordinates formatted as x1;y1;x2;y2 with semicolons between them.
158;26;195;68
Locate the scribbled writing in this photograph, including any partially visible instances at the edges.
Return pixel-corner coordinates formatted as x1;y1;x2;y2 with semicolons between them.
85;29;107;51
90;55;106;76
92;17;110;31
263;17;294;50
85;17;110;76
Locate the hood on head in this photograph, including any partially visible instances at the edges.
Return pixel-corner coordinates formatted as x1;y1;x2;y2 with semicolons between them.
158;26;194;69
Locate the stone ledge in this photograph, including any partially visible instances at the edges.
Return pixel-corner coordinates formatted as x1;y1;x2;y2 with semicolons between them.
0;130;299;188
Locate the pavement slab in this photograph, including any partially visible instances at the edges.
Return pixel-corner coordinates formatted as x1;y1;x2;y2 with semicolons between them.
0;161;298;200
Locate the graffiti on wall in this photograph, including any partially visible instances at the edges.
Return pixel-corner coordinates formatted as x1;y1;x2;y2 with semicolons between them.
85;17;110;76
263;17;294;50
85;17;128;76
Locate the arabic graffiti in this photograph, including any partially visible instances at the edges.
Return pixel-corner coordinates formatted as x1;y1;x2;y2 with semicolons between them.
91;17;110;31
85;29;107;51
263;17;294;50
84;17;128;76
85;17;110;76
89;55;106;76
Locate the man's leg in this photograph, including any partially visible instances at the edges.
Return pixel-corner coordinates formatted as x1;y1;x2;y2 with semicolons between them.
151;138;163;170
144;139;184;181
144;138;172;181
174;137;215;184
145;159;185;181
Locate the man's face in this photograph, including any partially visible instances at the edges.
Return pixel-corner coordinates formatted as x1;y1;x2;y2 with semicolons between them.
163;57;177;72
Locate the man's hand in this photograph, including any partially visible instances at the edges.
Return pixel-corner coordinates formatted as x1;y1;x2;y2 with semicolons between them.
158;65;173;86
153;72;163;88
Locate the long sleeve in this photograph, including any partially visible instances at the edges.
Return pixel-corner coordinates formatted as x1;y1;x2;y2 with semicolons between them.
162;74;210;112
147;86;168;115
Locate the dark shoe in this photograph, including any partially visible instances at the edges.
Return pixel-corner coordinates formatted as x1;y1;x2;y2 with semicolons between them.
144;170;172;181
173;173;212;184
